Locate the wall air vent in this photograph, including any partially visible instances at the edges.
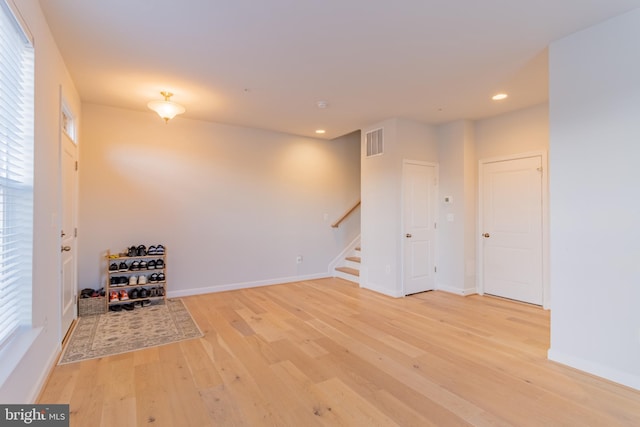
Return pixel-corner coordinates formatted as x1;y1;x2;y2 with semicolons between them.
365;128;384;157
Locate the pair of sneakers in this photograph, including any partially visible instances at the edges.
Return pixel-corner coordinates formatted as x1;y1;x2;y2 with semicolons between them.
149;273;165;283
128;275;148;286
148;245;165;255
127;245;147;257
110;276;128;287
109;262;128;272
109;289;130;302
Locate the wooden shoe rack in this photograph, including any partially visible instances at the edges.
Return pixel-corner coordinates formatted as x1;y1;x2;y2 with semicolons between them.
105;246;167;310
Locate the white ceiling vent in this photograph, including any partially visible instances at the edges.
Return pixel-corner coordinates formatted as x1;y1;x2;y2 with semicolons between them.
365;128;384;157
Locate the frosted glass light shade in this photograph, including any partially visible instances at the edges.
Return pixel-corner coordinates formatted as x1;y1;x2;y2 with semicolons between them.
147;99;185;122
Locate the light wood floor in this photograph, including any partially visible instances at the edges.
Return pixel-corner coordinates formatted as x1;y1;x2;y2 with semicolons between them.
40;278;640;426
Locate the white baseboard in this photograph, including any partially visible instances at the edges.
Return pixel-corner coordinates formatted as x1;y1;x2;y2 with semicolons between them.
548;348;640;391
167;272;331;298
436;283;477;296
28;342;61;403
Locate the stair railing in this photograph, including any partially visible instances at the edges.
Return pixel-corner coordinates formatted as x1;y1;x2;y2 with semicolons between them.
331;200;361;228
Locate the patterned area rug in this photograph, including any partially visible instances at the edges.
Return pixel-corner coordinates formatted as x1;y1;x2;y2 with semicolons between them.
59;298;203;364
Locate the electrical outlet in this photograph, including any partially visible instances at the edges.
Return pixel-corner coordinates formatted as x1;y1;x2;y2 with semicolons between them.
296;255;303;264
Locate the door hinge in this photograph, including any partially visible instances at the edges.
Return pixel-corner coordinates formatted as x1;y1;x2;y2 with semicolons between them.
75;161;78;171
434;266;437;273
74;228;78;238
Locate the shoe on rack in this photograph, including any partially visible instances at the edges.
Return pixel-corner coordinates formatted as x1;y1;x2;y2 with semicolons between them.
137;245;147;256
139;260;147;270
128;246;137;257
141;299;151;307
110;277;118;286
129;288;140;299
155;259;164;269
109;263;118;272
157;286;165;297
130;260;140;271
138;275;148;285
122;303;134;311
157;273;165;282
119;290;129;301
110;304;123;312
148;245;157;255
149;287;157;297
109;290;119;302
147;260;156;270
119;262;128;272
118;276;128;286
149;273;158;283
155;245;165;255
129;275;138;286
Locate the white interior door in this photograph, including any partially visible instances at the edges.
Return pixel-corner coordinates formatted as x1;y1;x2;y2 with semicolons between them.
480;156;543;305
60;117;78;339
402;161;437;295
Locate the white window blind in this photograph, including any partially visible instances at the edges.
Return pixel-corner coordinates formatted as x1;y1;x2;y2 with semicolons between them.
0;0;34;349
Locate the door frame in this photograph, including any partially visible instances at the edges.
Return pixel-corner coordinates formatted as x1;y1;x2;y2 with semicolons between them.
477;151;549;308
58;91;79;340
400;159;439;296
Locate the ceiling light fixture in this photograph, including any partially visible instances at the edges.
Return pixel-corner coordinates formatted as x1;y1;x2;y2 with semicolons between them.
492;93;508;101
316;101;328;109
147;91;186;123
315;129;326;134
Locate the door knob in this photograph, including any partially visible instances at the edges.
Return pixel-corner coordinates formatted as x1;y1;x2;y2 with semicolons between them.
405;233;412;238
482;233;490;238
61;245;71;252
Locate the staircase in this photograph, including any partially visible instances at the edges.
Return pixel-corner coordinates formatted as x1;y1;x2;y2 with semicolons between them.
334;246;361;284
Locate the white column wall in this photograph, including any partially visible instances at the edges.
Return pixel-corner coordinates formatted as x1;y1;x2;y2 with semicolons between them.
548;8;640;390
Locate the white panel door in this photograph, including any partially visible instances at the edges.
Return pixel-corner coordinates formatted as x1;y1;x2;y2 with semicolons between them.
481;156;542;305
403;162;437;295
61;131;77;338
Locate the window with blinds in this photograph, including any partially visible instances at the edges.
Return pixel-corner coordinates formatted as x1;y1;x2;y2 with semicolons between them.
0;0;35;349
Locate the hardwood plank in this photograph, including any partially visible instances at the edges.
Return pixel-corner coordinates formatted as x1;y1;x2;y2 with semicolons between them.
37;279;640;426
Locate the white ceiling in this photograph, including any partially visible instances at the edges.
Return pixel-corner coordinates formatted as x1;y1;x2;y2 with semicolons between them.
38;0;640;139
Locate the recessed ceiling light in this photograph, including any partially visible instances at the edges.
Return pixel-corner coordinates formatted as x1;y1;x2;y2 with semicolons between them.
315;129;326;134
492;93;508;101
316;101;328;109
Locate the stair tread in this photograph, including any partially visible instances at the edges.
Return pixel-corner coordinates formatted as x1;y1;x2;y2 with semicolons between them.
345;256;361;263
335;266;360;277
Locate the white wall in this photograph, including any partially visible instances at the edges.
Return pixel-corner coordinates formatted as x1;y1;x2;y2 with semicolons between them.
548;8;640;390
0;0;81;403
360;118;437;297
475;103;549;160
435;120;477;296
78;105;360;295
